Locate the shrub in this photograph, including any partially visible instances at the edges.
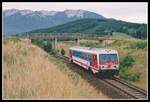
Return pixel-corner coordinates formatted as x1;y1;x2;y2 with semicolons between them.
130;72;141;81
80;41;100;48
31;39;58;56
119;72;141;82
49;49;56;55
31;39;43;47
129;42;147;49
31;39;53;53
61;48;66;56
120;55;135;70
42;40;52;53
136;42;147;49
119;55;140;81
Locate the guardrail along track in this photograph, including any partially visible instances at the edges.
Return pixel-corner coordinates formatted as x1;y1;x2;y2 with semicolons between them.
55;55;147;99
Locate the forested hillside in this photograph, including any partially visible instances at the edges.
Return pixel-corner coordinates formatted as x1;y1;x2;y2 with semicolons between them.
30;19;147;39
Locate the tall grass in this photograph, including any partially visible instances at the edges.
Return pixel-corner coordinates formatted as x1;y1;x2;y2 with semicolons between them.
3;38;109;99
48;56;110;99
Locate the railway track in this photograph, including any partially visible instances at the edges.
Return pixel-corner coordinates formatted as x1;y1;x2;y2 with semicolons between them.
102;77;147;99
55;54;147;99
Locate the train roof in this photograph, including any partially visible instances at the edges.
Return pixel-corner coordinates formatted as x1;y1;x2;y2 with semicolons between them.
70;46;118;54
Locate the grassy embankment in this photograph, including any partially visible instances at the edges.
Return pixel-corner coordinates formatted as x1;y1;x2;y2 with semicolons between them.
56;32;147;90
3;38;109;99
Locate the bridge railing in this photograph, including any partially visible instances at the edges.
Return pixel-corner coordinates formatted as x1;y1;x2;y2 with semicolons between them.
20;33;119;41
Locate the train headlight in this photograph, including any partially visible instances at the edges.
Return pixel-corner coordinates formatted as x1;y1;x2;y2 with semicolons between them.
102;66;104;69
100;65;105;69
114;65;118;69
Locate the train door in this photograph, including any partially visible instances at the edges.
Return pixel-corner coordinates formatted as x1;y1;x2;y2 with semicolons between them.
92;54;98;70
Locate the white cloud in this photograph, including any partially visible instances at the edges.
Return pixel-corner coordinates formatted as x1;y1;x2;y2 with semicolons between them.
2;2;148;23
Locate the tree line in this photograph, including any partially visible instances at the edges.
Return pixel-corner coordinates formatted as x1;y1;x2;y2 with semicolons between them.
30;19;147;39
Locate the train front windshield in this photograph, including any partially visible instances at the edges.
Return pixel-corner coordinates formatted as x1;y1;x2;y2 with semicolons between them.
99;54;118;63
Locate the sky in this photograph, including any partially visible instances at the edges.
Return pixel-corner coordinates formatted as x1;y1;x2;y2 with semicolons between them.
2;2;148;24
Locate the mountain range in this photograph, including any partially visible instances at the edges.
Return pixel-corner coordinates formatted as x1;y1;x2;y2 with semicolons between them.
3;9;106;35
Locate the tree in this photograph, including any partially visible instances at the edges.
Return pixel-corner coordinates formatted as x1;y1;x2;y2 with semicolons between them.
61;48;65;56
42;40;52;52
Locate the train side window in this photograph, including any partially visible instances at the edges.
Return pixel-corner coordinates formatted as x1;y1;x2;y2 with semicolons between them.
89;54;92;61
83;53;86;60
75;51;78;57
88;54;92;65
80;52;82;59
82;52;84;59
76;51;78;57
75;51;77;56
72;50;74;56
83;53;86;59
78;51;80;58
74;51;77;57
73;51;75;56
87;54;89;61
88;54;91;61
79;52;82;58
82;53;86;60
82;53;85;59
74;51;76;56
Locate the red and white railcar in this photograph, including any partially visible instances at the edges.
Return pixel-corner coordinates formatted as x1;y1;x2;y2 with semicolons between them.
69;46;119;76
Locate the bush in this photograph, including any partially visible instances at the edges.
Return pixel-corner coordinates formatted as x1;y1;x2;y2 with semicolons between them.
136;42;147;49
31;39;56;55
130;72;141;81
61;48;65;56
80;41;100;48
31;39;43;47
119;72;141;82
119;55;141;81
31;39;52;52
120;55;135;70
42;40;52;53
129;42;147;49
49;49;56;55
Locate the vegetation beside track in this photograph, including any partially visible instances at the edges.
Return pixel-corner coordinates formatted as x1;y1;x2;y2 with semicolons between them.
56;33;147;90
3;38;109;99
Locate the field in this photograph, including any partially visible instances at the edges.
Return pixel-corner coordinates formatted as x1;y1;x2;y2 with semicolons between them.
3;38;109;99
56;32;148;90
